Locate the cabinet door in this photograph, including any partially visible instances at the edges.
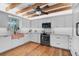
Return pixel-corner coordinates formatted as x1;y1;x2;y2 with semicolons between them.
64;15;72;28
54;16;65;28
31;21;37;28
50;35;69;49
31;20;42;28
30;33;40;43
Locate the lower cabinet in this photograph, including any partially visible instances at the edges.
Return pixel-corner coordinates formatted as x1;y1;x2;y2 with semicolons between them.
50;35;69;49
70;37;79;56
30;33;40;43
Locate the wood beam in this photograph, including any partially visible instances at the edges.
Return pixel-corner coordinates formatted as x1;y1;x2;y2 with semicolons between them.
47;6;71;14
5;3;20;11
27;13;38;18
43;3;71;11
27;5;71;18
45;5;71;12
22;3;57;16
23;3;71;16
16;3;47;14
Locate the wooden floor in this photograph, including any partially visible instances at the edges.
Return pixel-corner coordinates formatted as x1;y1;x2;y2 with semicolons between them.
0;42;71;56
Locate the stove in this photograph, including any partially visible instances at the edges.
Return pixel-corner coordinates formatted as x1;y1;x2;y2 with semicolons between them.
40;32;50;46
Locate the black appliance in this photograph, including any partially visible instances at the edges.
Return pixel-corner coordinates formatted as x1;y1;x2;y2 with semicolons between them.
40;32;50;46
42;23;51;28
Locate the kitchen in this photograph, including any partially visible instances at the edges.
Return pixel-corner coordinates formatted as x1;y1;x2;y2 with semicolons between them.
0;3;78;56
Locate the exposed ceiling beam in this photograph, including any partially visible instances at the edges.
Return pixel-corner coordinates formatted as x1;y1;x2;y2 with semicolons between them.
27;5;71;18
43;3;71;11
16;3;47;14
23;3;71;16
24;3;71;16
28;13;38;18
45;5;71;12
5;3;21;11
22;3;57;16
46;6;71;14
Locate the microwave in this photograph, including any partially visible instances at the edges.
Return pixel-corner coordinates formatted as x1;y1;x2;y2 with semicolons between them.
42;23;51;28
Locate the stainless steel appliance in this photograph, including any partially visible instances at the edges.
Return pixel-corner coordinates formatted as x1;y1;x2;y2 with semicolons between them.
40;22;51;46
40;32;50;46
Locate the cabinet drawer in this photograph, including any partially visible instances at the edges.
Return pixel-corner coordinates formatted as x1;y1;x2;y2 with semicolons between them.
51;42;69;49
51;37;68;43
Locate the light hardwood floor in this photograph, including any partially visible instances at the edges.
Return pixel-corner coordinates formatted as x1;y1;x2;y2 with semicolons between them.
0;42;71;56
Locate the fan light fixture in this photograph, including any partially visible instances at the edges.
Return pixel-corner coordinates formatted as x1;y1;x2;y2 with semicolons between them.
35;11;42;15
34;6;42;15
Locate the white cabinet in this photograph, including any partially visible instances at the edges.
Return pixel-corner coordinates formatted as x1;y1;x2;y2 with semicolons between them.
21;19;30;28
31;17;52;28
30;33;40;43
54;14;72;28
50;35;69;49
54;15;65;28
31;20;42;28
64;14;72;28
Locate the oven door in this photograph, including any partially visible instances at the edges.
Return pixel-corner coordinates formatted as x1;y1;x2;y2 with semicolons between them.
40;33;50;46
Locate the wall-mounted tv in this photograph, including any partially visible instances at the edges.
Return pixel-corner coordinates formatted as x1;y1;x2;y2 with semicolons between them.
42;23;51;28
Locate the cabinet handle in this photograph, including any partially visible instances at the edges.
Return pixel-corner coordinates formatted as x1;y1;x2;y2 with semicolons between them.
56;37;60;39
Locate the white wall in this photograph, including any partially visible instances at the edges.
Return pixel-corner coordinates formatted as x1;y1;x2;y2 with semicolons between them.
0;11;9;28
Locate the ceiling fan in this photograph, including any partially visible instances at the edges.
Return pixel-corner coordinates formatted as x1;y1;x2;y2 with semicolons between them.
27;5;49;15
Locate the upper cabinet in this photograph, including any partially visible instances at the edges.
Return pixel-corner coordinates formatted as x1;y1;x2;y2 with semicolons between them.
54;15;65;28
64;14;72;28
21;19;30;28
54;14;72;28
31;17;52;28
